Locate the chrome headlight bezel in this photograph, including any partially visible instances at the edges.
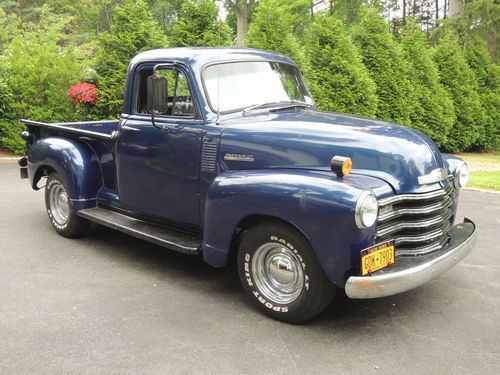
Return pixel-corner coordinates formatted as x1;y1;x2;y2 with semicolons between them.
454;163;469;188
355;191;378;229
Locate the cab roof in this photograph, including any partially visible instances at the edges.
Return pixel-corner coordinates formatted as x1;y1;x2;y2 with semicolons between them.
129;47;295;68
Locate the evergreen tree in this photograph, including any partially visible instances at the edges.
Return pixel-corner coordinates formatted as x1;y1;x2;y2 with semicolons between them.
464;36;499;149
434;30;485;151
95;0;167;118
245;0;305;66
305;13;378;117
352;6;414;125
400;19;455;148
170;0;232;47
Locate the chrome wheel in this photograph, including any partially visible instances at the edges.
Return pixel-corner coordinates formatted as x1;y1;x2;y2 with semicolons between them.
49;183;69;226
251;242;304;304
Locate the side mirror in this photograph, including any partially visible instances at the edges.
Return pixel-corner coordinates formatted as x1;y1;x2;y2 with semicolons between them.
147;72;168;114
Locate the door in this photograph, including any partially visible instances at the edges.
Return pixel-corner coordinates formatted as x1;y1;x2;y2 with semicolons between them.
116;64;203;225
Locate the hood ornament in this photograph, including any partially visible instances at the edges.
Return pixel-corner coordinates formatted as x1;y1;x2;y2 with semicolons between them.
418;168;448;185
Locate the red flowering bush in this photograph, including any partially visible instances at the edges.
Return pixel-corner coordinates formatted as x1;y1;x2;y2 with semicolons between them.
68;82;98;105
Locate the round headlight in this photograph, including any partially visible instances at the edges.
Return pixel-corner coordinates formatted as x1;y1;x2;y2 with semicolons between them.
355;191;378;229
455;163;469;188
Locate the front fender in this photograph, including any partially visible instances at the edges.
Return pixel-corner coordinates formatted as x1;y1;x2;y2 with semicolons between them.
202;169;384;287
28;137;103;211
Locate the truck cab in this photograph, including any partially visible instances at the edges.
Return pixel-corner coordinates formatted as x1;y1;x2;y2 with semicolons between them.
20;48;477;322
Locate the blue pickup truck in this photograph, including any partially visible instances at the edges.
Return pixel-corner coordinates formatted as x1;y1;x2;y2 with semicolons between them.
19;48;477;322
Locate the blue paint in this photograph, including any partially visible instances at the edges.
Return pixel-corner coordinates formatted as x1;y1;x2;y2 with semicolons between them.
22;48;466;288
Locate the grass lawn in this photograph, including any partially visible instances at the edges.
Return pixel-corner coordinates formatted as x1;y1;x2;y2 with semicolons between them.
455;153;500;191
468;171;500;191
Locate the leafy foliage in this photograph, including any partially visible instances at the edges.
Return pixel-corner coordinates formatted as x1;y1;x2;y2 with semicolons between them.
245;0;305;67
433;30;485;151
147;0;185;35
94;0;167;118
352;6;414;125
170;0;232;47
0;7;86;153
400;19;455;148
305;13;378;117
464;36;500;150
0;0;497;154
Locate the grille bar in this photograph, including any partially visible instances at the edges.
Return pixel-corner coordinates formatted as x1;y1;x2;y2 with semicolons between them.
377;210;452;237
392;221;451;245
378;188;448;206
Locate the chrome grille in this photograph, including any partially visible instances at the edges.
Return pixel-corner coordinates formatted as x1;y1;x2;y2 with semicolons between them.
376;182;455;256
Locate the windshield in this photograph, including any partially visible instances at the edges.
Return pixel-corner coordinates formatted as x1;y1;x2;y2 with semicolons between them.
203;61;314;113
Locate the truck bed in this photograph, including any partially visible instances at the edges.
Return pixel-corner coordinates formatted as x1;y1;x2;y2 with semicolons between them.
21;119;120;140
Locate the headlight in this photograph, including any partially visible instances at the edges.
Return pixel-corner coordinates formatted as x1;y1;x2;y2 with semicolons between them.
455;163;469;188
355;191;378;229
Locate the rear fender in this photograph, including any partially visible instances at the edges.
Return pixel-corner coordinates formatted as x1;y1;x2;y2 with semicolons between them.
202;169;378;287
27;137;103;211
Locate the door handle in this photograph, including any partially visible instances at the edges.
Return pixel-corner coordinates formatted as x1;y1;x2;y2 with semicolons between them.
159;124;183;133
121;125;141;132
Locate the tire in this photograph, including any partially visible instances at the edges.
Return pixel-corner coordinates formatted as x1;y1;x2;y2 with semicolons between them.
237;222;335;323
45;173;90;238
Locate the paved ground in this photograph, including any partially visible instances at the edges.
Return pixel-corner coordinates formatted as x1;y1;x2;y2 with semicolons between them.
0;159;499;375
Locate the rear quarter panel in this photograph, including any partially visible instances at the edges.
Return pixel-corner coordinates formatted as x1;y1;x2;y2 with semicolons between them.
27;137;103;211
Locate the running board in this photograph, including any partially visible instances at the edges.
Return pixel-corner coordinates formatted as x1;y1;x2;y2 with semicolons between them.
78;207;201;255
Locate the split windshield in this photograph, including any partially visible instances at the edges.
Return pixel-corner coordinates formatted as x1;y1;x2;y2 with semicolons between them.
203;61;313;113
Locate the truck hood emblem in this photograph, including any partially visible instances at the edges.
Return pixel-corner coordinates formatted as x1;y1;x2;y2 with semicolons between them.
224;154;255;162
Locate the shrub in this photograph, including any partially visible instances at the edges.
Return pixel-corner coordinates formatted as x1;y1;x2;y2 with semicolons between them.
352;6;414;125
95;0;167;118
464;36;500;150
170;0;232;47
245;0;305;67
0;8;85;153
434;31;485;151
400;19;455;148
305;13;378;117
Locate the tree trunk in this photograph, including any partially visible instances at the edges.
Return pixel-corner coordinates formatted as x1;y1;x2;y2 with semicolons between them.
435;0;439;21
235;4;249;47
403;0;407;22
448;0;462;18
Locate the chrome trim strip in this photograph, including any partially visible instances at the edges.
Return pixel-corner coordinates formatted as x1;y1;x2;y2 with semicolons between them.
376;210;451;237
418;168;448;185
345;220;477;299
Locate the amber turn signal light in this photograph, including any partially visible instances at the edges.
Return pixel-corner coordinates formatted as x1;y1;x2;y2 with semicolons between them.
330;156;352;177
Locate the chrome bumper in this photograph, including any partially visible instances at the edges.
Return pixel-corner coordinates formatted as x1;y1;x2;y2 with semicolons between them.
345;218;477;299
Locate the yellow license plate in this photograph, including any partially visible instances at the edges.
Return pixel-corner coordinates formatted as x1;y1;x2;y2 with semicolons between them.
361;241;395;275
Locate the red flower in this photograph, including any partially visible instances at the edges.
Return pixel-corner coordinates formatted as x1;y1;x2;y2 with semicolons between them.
68;82;99;105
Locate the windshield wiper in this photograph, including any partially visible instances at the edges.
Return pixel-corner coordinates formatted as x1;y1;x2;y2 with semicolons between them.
242;100;312;115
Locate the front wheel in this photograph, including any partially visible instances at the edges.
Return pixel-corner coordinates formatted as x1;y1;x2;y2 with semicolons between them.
45;173;90;237
237;222;335;323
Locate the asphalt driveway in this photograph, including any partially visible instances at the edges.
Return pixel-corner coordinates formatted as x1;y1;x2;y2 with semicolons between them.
0;160;499;374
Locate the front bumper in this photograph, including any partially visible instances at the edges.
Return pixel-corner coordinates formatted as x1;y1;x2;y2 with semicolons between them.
345;218;477;299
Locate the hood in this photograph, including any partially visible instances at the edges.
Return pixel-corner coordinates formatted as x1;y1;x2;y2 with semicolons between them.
219;110;445;194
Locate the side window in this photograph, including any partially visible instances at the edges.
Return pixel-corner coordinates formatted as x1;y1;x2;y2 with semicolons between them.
136;68;195;117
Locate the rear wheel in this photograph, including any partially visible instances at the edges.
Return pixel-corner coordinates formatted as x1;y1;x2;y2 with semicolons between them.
237;222;335;323
45;173;90;237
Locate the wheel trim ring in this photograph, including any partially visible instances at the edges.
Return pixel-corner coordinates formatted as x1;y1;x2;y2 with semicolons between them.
251;242;304;305
49;184;69;225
